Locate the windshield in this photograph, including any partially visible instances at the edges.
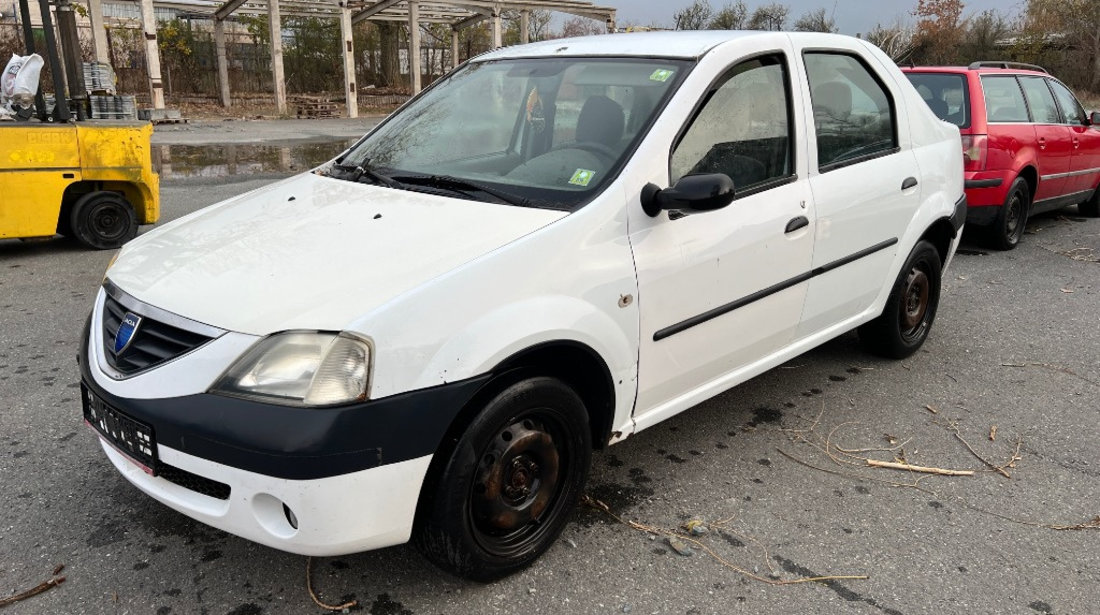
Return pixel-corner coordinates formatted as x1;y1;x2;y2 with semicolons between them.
337;57;690;209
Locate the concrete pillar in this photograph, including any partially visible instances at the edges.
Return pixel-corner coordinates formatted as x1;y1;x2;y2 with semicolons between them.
491;7;502;49
86;0;110;64
408;0;421;94
451;28;459;70
520;9;529;44
339;5;357;118
268;0;287;115
138;0;165;109
214;19;231;108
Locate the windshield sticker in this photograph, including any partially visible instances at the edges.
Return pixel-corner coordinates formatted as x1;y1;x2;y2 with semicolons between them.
526;87;546;133
649;69;674;82
569;169;596;186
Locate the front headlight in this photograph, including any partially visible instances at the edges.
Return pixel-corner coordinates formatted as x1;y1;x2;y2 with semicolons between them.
211;331;372;407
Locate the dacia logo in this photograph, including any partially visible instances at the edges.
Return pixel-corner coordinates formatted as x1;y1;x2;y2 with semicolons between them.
115;312;142;354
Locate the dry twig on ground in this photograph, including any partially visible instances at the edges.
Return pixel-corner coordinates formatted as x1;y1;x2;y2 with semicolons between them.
0;565;66;608
305;557;357;612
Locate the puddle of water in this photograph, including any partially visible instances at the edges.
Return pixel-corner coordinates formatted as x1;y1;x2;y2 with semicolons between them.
152;139;359;179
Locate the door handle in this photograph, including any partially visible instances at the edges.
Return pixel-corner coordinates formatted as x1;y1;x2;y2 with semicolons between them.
1073;138;1080;149
785;216;809;233
1038;137;1046;150
901;177;918;190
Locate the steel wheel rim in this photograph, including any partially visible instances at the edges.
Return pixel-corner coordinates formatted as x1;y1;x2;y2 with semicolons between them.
89;201;129;242
1005;192;1023;239
900;267;930;341
468;410;571;558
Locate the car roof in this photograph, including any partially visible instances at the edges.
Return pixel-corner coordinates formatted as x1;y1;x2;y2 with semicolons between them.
474;31;861;62
902;66;1049;77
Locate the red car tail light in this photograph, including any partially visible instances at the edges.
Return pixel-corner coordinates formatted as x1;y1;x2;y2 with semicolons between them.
961;134;987;172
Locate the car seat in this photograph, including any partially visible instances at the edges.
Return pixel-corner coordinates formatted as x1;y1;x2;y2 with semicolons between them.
576;95;625;152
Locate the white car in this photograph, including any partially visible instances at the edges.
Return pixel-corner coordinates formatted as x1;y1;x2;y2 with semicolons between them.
80;31;965;581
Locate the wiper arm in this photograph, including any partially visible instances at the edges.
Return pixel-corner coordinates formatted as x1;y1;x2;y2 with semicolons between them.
331;161;403;189
393;174;530;207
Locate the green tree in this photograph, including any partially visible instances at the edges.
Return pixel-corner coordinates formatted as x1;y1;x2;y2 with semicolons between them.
708;2;748;29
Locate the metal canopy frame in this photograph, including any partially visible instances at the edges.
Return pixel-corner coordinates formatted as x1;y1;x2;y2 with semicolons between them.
117;0;615;115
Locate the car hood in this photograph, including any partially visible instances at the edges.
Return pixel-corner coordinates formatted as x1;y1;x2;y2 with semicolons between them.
107;173;567;335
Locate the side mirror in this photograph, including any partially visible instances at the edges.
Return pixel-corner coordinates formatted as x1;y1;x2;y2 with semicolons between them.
641;173;735;218
1090;111;1100;127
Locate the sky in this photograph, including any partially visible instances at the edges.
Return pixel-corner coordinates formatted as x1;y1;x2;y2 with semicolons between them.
599;0;1026;36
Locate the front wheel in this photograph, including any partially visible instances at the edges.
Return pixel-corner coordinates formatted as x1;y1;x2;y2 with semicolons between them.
414;377;591;581
987;177;1029;250
70;191;138;250
859;240;942;359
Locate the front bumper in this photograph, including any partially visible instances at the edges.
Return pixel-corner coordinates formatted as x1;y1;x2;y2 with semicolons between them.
80;291;490;555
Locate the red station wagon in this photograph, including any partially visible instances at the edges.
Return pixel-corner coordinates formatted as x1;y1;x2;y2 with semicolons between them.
904;62;1100;249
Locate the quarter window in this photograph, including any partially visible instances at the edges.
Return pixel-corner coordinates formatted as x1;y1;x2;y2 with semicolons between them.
671;55;793;192
804;52;897;170
980;76;1029;123
1018;76;1060;124
1047;79;1086;125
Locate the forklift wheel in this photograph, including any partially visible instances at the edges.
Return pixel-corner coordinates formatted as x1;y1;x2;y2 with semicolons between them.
70;192;138;250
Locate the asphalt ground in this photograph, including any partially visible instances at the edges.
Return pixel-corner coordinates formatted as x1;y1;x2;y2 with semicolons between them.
2;148;1099;614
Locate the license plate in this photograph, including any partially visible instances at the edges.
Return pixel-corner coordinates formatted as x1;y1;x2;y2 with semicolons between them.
82;383;158;475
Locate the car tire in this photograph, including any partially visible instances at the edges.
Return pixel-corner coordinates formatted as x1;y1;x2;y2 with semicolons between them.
859;240;942;359
987;177;1029;250
414;376;591;581
70;191;138;250
1080;183;1100;218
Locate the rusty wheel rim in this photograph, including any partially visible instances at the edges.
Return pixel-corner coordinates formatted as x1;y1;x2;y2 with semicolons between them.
900;267;930;341
469;412;568;557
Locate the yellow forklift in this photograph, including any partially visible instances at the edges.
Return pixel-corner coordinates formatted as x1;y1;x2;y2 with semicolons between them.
0;0;158;249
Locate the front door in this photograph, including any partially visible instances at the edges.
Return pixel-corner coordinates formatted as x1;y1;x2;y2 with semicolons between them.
629;52;814;426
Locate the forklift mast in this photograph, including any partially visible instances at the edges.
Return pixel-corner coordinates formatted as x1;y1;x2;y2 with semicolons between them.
16;0;90;121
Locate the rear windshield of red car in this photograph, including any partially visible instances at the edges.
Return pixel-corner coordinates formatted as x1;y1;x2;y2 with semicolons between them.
904;72;969;128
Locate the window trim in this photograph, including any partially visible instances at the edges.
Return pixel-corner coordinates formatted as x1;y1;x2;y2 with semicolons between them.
802;49;900;173
667;50;798;199
1017;74;1062;126
1045;77;1086;126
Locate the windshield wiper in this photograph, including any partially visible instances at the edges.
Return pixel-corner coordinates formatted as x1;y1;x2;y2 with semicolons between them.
331;161;403;189
392;174;531;207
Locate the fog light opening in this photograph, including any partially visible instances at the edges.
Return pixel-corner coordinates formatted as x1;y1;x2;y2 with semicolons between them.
283;503;299;530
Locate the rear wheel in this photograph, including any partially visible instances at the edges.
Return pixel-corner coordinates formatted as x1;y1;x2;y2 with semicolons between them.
859;240;942;359
1080;182;1100;217
415;377;591;581
986;177;1029;250
70;191;137;250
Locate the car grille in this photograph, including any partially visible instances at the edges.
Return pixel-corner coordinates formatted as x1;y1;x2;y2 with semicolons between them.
101;292;216;376
159;463;231;500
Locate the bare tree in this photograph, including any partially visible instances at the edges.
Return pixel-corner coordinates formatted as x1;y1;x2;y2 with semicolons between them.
793;7;837;33
746;3;789;31
866;21;917;63
958;10;1011;63
708;1;748;30
675;0;714;30
1021;0;1100;91
503;9;553;44
558;16;606;38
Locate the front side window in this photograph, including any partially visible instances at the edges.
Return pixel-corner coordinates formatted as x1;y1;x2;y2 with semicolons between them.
670;54;793;192
1047;79;1086;125
905;72;969;127
804;52;897;170
336;57;689;209
980;76;1029;123
1018;76;1060;124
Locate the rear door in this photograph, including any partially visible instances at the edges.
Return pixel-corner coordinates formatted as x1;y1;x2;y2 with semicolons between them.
990;74;1066;201
1047;78;1100;196
795;49;919;337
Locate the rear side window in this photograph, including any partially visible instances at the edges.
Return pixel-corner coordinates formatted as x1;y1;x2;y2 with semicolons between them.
671;54;793;191
905;72;969;127
804;52;897;170
980;76;1029;123
1018;76;1060;124
1048;79;1086;125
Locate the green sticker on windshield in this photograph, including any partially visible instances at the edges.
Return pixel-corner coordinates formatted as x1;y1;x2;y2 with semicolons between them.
649;69;674;82
569;168;596;186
